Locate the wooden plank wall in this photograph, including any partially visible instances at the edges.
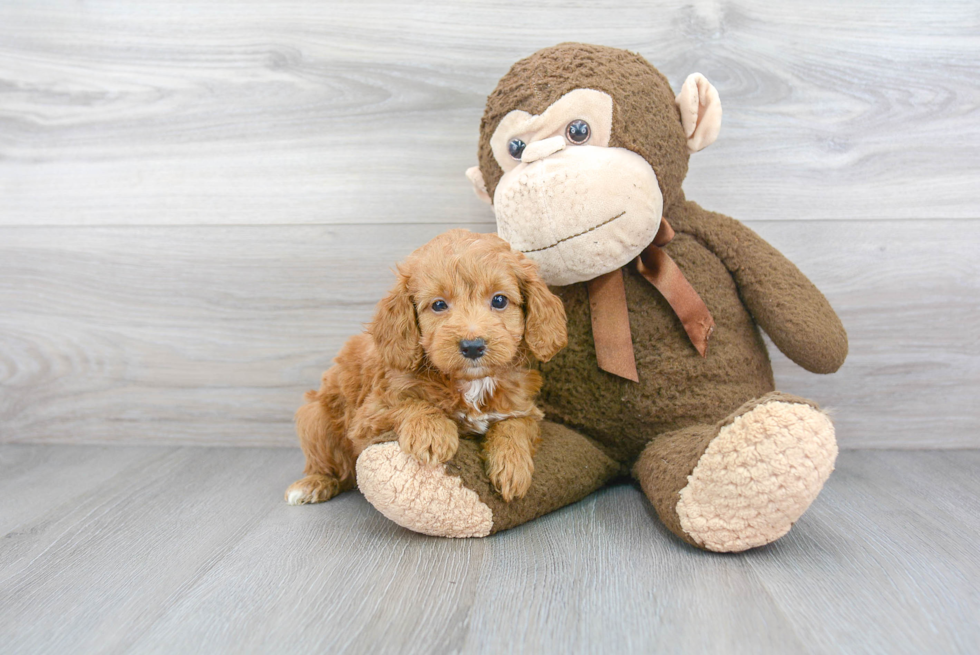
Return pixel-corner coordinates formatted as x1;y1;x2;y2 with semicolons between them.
1;0;978;448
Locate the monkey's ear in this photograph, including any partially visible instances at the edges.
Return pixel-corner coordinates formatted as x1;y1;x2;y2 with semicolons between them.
517;257;568;363
465;166;493;205
369;270;423;371
675;73;722;153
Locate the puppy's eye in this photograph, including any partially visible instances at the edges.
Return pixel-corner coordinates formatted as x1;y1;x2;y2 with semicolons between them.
431;300;449;313
566;120;590;144
491;294;509;310
507;139;526;160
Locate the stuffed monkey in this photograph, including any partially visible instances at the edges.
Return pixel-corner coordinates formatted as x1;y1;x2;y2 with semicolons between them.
354;43;847;552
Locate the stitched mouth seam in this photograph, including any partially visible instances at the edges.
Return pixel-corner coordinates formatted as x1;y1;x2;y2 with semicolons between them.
520;211;626;253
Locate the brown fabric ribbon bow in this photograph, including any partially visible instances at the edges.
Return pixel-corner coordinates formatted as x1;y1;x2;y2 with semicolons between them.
585;218;715;382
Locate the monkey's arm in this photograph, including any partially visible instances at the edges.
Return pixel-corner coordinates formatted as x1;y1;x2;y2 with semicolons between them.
671;200;848;374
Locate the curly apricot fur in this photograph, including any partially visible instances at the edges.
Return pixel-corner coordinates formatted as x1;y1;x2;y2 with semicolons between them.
286;230;567;505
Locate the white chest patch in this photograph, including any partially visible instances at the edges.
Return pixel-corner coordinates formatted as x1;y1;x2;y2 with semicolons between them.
456;376;532;435
460;376;496;409
456;410;530;436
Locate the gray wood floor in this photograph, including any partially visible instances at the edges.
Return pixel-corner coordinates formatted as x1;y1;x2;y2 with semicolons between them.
1;445;977;654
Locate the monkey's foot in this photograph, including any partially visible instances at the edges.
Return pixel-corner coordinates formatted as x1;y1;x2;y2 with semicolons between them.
636;393;838;552
356;442;493;538
357;422;621;538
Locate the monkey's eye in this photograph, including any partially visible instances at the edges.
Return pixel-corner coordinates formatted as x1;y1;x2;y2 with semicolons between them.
565;120;590;144
507;139;526;160
431;299;449;313
490;294;509;310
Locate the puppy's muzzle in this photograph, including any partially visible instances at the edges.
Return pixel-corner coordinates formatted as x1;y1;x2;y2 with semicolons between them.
459;338;486;360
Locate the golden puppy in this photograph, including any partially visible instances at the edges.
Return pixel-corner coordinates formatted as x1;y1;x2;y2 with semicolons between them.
285;229;567;506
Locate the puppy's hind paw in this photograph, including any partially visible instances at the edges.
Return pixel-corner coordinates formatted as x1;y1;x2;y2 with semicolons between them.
285;474;342;505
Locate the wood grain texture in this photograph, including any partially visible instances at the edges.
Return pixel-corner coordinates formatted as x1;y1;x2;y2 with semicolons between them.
0;446;302;653
742;450;980;654
1;0;978;449
0;444;164;538
757;220;980;448
2;219;977;449
1;0;978;226
0;222;489;446
0;445;978;654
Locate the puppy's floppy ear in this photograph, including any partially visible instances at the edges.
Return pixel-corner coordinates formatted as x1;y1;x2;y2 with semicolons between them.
516;255;568;362
369;268;423;371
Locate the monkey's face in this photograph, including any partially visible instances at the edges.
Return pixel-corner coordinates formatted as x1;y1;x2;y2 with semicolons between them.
467;45;722;287
483;90;662;286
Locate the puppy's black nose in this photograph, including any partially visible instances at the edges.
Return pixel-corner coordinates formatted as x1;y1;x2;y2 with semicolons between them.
459;338;486;360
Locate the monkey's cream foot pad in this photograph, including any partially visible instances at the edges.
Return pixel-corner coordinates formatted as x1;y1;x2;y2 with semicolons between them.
356;442;493;538
676;401;838;552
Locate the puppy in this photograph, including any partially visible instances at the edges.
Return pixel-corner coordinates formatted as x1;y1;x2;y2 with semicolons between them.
285;229;567;506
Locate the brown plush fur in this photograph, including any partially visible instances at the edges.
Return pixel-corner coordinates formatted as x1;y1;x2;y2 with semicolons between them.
436;43;848;540
478;42;690;211
538;198;846;464
629;392;814;547
286;230;568;505
446;421;623;535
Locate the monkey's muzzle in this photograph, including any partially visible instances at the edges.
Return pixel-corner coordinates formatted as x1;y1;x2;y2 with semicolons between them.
494;146;664;286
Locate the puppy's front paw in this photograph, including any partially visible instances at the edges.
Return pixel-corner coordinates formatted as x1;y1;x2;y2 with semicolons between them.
399;414;459;465
485;441;534;502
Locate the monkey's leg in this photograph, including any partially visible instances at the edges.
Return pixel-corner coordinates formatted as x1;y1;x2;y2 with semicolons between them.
633;391;837;552
355;421;622;538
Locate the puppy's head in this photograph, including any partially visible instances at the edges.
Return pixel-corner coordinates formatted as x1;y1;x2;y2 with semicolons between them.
369;229;567;377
